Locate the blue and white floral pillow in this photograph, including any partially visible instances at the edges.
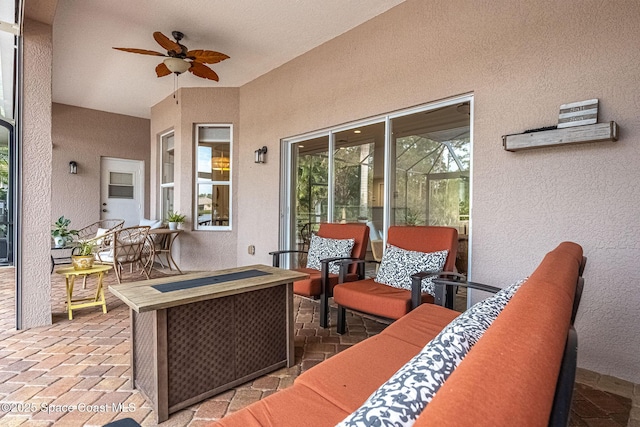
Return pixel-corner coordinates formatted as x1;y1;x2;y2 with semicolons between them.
305;234;355;274
337;278;527;427
375;245;448;295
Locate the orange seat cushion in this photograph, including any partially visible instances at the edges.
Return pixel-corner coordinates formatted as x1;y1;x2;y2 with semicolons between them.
381;303;460;347
295;334;423;413
333;279;434;320
291;223;370;298
212;383;349;427
292;267;359;297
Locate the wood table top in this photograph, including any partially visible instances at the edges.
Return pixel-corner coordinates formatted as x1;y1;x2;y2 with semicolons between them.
56;265;113;276
148;228;182;235
109;264;308;313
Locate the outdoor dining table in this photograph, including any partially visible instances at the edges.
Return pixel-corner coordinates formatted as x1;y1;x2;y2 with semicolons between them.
148;228;183;273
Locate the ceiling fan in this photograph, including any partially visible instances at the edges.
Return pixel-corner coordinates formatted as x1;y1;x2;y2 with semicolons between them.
113;31;229;81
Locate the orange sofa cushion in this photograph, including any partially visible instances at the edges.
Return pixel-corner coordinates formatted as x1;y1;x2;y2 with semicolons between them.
295;334;423;413
333;278;435;320
381;303;461;347
212;383;349;427
415;242;582;427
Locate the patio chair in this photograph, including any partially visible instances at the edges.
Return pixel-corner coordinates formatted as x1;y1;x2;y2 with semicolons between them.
94;225;151;283
75;219;125;243
270;222;370;328
333;225;459;334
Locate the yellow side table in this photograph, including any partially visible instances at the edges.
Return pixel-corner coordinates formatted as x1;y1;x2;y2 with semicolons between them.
55;265;112;320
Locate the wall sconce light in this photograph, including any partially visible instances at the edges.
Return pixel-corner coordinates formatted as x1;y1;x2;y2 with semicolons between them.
254;146;267;164
69;161;78;174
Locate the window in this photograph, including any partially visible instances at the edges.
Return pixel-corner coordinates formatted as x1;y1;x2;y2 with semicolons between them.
195;125;232;230
109;172;134;199
159;131;174;222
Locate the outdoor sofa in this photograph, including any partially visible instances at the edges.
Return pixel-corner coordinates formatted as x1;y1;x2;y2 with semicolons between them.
211;241;585;427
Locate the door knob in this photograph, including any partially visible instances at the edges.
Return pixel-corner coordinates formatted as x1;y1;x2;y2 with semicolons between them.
102;209;107;212
102;203;107;206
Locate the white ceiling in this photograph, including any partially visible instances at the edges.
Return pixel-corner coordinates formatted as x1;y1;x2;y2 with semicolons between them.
48;0;406;119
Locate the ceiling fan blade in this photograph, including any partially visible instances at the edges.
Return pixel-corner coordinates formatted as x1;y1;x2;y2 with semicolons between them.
187;50;230;64
189;62;219;81
113;47;166;56
153;31;182;53
155;62;171;77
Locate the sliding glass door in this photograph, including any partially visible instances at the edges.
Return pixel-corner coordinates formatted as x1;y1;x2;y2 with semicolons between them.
282;96;472;274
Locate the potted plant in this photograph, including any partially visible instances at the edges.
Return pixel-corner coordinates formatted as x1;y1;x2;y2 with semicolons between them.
51;216;78;248
71;240;96;270
167;211;186;230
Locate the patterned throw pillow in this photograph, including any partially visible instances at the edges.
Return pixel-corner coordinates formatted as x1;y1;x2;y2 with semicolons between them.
337;278;527;427
305;234;355;274
375;245;448;295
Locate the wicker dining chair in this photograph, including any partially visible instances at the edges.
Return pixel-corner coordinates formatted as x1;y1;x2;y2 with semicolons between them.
76;219;125;243
94;226;151;283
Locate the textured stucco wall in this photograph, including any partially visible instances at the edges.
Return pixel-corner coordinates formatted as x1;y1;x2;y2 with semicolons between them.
235;0;640;383
51;103;151;228
22;19;53;327
150;87;240;271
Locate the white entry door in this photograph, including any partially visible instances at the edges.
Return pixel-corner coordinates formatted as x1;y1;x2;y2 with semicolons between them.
100;157;144;227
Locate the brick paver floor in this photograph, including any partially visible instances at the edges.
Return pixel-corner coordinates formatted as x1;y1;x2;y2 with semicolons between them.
0;265;632;426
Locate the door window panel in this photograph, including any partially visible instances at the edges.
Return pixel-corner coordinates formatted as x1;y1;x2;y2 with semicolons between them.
108;172;134;199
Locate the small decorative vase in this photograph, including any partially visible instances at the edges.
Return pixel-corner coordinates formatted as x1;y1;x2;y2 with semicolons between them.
72;255;94;270
168;222;178;230
54;236;66;248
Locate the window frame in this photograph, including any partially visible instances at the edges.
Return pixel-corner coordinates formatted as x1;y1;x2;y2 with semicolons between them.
194;123;233;231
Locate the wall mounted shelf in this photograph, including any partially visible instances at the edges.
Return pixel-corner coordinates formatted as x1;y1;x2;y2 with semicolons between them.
503;121;618;152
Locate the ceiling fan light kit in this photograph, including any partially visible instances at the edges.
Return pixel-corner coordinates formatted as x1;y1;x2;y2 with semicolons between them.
113;31;229;81
164;57;191;74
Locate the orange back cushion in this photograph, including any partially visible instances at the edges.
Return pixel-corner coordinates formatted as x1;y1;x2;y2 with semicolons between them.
317;223;370;274
387;226;458;272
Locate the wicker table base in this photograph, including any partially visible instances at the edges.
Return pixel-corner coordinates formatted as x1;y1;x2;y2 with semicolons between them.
110;266;306;423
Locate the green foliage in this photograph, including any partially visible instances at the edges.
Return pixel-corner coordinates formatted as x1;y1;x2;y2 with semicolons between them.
51;216;78;242
404;208;423;226
296;154;328;223
75;240;96;256
167;211;186;223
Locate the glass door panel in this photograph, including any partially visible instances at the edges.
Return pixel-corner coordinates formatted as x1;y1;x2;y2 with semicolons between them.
390;104;470;274
333;122;385;239
291;135;329;265
391;104;470;229
0;124;10;264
